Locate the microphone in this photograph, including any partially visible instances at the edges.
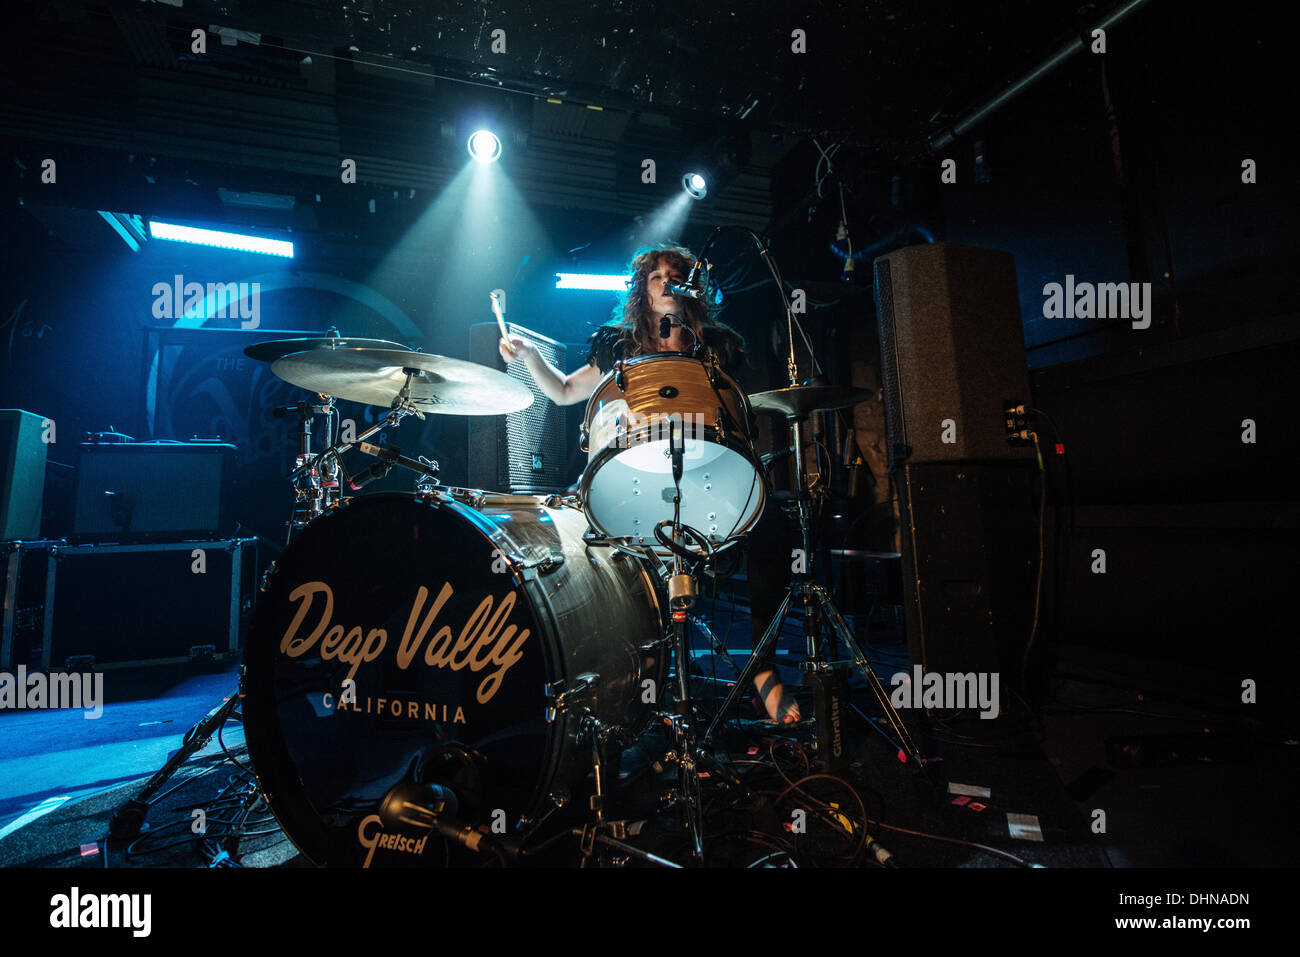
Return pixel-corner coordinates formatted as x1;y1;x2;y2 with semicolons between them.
665;278;703;300
378;780;516;864
670;419;685;485
380;780;459;830
348;460;392;491
659;314;673;339
666;259;706;301
358;441;439;481
760;445;795;468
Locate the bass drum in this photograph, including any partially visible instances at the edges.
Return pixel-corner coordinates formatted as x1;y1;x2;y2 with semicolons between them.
242;491;664;867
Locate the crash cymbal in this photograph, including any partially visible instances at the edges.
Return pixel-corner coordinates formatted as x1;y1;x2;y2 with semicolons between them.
270;347;534;415
750;384;873;418
243;337;410;363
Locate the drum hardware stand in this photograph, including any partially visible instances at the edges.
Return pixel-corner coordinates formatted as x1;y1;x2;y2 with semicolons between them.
284;373;428;533
645;421;722;864
108;686;245;842
574;823;682;869
516;790;569;839
688;614;744;679
702;410;927;772
689;232;919;766
540;675;681;868
575;714;682;868
277;398;338;528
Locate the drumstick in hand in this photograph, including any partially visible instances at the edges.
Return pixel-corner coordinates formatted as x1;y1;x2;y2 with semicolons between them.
490;290;510;345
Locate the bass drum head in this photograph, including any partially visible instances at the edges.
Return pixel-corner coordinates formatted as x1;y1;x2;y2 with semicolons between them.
243;493;553;867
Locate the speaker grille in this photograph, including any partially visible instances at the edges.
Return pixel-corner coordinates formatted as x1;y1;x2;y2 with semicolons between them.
872;243;1033;467
0;410;47;541
872;261;908;472
468;323;568;492
502;324;567;490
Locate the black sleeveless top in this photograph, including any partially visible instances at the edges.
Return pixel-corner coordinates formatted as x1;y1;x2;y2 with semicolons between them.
585;322;746;381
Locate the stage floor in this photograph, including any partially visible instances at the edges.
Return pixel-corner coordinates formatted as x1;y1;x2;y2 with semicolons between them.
1;616;1293;868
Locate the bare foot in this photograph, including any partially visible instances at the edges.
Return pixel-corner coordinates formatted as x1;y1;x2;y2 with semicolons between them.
754;669;801;724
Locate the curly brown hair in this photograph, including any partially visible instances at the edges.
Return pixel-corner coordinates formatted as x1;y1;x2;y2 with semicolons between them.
611;244;721;357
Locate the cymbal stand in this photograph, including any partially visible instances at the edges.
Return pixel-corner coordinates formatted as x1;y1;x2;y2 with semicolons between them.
285;373;425;531
703;411;926;770
278;398;337;527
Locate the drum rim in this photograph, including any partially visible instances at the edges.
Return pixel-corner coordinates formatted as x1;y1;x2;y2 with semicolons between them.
581;352;755;431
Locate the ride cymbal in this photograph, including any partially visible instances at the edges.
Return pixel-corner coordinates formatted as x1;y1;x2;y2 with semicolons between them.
271;347;533;414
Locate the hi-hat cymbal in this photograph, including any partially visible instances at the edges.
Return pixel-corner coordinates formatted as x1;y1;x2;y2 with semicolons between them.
270;347;534;415
750;384;873;417
244;337;411;363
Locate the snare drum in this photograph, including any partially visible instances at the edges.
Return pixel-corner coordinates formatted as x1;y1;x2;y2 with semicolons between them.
579;353;765;548
242;491;665;867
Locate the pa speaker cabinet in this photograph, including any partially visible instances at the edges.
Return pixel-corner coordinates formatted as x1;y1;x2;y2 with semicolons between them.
0;410;48;541
467;322;569;493
73;442;237;542
873;243;1034;468
896;462;1038;681
42;538;255;670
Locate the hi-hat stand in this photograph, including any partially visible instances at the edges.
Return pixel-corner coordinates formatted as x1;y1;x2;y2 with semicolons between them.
701;406;925;770
694;228;926;769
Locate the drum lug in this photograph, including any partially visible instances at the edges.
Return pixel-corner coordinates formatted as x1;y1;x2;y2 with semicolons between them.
507;550;565;576
578;425;589;453
417;486;447;505
613;360;626;392
544;672;598;722
637;636;670;659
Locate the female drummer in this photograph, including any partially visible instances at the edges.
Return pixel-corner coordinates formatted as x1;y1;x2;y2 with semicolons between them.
498;244;801;724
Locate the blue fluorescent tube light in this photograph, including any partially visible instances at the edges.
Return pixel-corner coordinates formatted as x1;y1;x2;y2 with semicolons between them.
97;211;146;252
555;273;630;291
148;220;294;258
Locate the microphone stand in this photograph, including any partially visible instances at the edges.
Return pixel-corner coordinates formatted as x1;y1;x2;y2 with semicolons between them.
697;236;925;772
661;420;706;863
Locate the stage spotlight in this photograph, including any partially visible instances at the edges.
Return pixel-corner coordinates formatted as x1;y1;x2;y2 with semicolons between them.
680;122;752;203
682;172;708;200
468;129;502;164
